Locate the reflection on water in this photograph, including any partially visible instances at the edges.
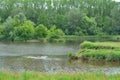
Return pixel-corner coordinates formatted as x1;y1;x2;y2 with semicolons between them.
0;42;78;56
0;42;120;74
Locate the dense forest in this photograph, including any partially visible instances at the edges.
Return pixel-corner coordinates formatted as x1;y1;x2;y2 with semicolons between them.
0;0;120;41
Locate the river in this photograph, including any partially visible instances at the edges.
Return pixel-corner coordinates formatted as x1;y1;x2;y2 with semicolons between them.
0;42;120;74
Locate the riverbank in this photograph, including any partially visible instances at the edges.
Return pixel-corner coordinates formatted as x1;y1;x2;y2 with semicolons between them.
0;72;120;80
1;35;120;43
75;41;120;61
64;35;120;42
0;38;65;43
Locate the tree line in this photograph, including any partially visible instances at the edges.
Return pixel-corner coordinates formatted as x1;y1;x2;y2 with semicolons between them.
0;0;120;40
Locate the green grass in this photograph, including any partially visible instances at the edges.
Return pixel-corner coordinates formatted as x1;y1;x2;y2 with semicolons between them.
96;42;120;48
77;49;120;61
0;72;120;80
77;41;120;61
80;41;120;49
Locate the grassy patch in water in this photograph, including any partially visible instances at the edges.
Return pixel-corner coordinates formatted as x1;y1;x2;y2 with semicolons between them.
77;41;120;62
78;49;120;61
80;41;119;49
0;72;120;80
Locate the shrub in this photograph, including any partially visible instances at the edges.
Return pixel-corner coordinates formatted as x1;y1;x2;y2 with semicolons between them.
48;25;65;41
14;20;35;40
35;24;48;39
68;52;73;57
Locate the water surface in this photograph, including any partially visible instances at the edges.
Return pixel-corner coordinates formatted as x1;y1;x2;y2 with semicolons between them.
0;42;120;74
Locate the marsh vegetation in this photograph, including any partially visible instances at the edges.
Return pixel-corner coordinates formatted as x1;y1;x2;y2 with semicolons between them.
77;41;120;62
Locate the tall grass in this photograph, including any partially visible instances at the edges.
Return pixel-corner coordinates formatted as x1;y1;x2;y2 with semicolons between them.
80;41;118;49
77;41;120;61
78;49;120;61
0;72;120;80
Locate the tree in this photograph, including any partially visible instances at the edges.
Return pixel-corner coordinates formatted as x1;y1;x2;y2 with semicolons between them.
67;8;98;35
111;4;120;34
55;14;67;32
3;16;14;39
14;13;26;24
35;24;48;39
0;0;119;36
14;20;35;40
82;16;98;35
67;8;84;35
2;13;27;40
37;12;49;26
48;25;65;40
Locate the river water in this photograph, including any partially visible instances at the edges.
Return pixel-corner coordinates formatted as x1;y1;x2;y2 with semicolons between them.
0;42;120;74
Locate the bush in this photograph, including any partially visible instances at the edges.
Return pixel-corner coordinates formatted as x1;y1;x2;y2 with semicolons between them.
68;52;73;57
14;20;35;40
14;36;24;41
48;25;65;41
35;24;48;39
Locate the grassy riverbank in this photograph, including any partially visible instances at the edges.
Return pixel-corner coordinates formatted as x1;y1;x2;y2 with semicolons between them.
76;41;120;61
0;72;120;80
1;35;120;43
64;35;120;42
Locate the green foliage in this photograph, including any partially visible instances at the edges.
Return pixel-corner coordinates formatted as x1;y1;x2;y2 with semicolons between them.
67;8;98;35
0;0;119;40
48;25;65;40
0;25;4;39
0;25;3;35
80;41;98;49
80;41;115;49
0;72;120;80
2;14;27;40
14;20;35;40
35;24;48;39
3;17;14;38
66;8;83;35
14;12;26;24
79;49;120;61
68;52;73;57
83;16;98;35
78;41;120;62
111;4;120;34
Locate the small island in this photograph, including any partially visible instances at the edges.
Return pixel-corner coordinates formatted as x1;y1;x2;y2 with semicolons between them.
74;41;120;62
